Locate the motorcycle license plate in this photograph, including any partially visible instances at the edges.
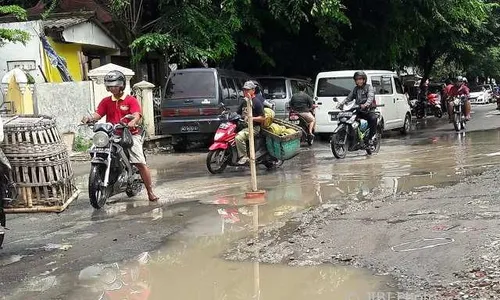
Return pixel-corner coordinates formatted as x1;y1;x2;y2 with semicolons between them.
329;112;339;121
290;120;300;125
181;125;199;132
93;147;110;153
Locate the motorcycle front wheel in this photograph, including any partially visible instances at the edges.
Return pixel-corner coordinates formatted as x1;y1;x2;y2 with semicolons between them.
331;126;348;159
206;149;230;174
453;113;463;132
0;208;5;249
89;165;111;209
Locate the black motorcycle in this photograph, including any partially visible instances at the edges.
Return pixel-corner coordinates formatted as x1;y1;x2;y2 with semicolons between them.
452;96;467;132
330;103;382;159
87;115;143;209
0;149;17;248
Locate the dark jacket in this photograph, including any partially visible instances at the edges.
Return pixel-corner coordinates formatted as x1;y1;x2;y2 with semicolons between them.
342;84;375;108
289;91;314;113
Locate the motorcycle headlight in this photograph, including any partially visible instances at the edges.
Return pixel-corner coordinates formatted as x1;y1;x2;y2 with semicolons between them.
453;99;460;106
93;131;110;147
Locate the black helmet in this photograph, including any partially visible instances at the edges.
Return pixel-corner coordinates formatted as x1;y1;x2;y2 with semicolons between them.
353;71;367;81
104;70;126;90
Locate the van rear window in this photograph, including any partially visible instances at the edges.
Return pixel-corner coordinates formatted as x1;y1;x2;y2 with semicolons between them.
258;79;287;100
317;77;352;97
165;72;216;99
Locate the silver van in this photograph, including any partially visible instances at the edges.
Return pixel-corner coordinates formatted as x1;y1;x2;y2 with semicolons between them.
256;77;314;119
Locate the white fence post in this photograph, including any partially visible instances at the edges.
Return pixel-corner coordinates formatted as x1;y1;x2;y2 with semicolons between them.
133;81;155;137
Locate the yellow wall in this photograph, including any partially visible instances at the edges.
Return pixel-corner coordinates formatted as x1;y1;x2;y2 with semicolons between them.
42;37;83;82
6;76;34;114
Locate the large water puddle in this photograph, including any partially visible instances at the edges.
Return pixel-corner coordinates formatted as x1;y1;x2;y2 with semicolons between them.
58;198;393;300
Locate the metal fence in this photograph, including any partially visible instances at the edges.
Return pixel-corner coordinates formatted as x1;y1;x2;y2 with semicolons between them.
152;86;162;135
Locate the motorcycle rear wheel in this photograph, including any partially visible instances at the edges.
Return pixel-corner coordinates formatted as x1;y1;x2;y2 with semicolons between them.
126;166;143;197
207;150;230;174
366;129;382;155
307;133;314;146
89;165;111;209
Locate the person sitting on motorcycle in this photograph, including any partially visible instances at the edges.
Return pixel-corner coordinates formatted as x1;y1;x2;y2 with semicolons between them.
81;70;159;202
444;76;471;122
235;81;266;165
338;71;377;145
253;81;275;109
289;81;315;139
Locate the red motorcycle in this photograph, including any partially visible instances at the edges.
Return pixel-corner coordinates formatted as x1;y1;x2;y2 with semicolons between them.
206;106;282;174
288;104;317;146
427;93;443;118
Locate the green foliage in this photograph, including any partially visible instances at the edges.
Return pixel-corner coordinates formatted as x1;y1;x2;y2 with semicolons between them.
103;0;500;80
0;5;30;46
73;135;92;152
128;1;239;65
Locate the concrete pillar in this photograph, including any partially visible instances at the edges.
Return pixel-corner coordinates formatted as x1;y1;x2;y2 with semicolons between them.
88;63;134;111
132;80;155;137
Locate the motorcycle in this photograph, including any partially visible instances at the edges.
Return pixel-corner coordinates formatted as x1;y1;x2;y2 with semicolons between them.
330;102;382;159
288;104;317;146
86;115;143;209
415;93;442;119
427;93;443;118
495;93;500;110
452;96;467;132
0;149;16;249
206;105;282;174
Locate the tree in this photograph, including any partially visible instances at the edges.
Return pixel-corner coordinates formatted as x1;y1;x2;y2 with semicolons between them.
390;0;495;82
0;5;30;46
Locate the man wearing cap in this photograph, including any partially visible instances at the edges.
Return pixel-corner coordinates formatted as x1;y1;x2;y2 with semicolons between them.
236;81;266;165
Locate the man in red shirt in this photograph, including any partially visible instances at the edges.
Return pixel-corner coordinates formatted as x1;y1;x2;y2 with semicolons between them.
444;76;471;122
82;70;158;202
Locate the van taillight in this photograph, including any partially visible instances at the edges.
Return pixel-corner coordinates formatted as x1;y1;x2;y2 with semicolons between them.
200;108;221;115
161;107;221;117
162;109;177;117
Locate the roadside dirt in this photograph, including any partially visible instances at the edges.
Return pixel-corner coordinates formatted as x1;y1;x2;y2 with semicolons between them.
224;167;500;299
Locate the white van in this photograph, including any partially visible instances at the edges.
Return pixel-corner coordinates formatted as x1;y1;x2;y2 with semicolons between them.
313;70;411;138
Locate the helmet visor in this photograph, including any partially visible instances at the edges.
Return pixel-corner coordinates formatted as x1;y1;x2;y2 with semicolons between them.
104;80;124;87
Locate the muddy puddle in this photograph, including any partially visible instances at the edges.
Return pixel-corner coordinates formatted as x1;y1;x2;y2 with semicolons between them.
60;198;393;300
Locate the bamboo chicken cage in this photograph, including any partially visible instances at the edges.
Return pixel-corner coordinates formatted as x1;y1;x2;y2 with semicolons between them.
1;115;79;213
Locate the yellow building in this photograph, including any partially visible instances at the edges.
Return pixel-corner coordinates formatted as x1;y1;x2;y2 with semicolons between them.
41;12;123;83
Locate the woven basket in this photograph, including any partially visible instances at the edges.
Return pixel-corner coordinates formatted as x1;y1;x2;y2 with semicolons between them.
1;115;79;213
262;119;302;160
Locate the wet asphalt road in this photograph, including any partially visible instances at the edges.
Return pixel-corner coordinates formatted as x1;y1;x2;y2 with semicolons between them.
1;104;500;299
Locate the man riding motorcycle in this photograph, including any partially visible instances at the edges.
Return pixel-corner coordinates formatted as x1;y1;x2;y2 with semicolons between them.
338;71;377;145
444;76;471;122
81;70;159;202
235;81;266;165
289;81;315;139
